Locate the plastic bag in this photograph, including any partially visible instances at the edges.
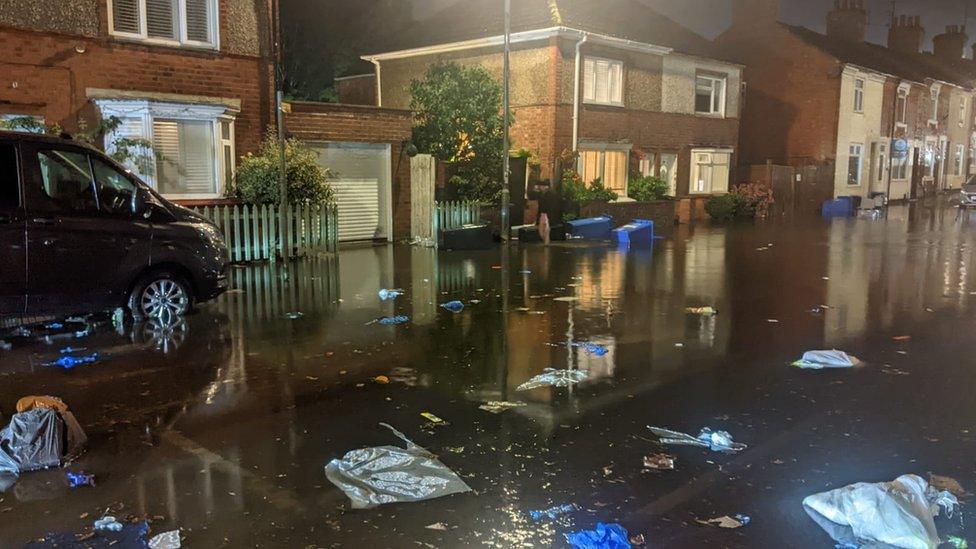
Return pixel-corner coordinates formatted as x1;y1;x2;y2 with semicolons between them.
324;423;471;509
793;350;860;369
440;301;465;313
647;426;747;452
0;409;63;473
372;316;410;326
378;289;403;301
517;368;588;391
803;474;958;549
572;342;609;357
149;529;182;548
565;522;631;549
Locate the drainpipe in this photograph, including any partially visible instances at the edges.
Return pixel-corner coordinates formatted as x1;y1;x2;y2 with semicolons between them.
572;35;588;153
884;79;900;216
370;59;383;107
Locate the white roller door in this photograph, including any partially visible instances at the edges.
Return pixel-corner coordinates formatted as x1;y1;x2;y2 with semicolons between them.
311;142;392;242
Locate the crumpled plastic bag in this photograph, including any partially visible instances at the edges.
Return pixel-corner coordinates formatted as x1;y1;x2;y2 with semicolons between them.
378;289;403;301
793;350;860;369
572;342;609;357
149;529;182;548
647;426;747;452
0;409;63;474
565;522;631;549
517;368;588;391
324;423;471;509
803;474;958;549
440;301;465;313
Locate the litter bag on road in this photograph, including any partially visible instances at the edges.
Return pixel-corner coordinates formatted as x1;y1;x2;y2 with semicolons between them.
647;426;747;452
803;474;958;549
793;350;860;369
565;522;631;549
324;423;471;509
0;409;64;474
517;368;588;391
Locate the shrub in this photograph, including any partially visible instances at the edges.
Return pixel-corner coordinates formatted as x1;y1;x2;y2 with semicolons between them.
232;131;334;205
561;170;618;203
705;193;750;221
734;183;775;218
628;175;670;202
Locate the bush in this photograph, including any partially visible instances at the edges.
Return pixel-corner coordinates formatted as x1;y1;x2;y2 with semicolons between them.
628;176;670;202
561;170;618;203
705;193;750;221
232;132;334;205
734;183;775;218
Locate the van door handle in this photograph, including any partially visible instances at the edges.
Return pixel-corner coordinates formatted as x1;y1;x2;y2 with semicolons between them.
31;217;56;226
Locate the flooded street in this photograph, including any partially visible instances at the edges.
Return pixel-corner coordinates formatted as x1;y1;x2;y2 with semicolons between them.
2;200;976;548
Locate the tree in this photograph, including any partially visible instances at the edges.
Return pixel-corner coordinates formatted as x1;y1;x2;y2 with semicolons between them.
410;62;508;202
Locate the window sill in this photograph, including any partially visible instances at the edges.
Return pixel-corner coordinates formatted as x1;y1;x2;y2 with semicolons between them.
109;33;219;53
583;101;625;108
694;111;725;118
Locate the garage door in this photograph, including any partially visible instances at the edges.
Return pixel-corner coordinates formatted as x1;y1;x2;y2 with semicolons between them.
311;142;392;242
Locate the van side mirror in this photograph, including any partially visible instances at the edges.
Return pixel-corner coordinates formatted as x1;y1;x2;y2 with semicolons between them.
131;187;151;218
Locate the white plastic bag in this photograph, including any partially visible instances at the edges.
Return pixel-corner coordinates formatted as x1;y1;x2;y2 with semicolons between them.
517;368;588;391
803;474;958;549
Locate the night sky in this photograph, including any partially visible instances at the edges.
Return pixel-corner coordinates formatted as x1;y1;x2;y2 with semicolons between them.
417;0;976;53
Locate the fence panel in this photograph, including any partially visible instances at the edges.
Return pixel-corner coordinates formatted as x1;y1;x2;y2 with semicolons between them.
189;203;338;262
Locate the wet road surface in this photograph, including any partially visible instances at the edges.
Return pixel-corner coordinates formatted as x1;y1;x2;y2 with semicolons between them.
2;200;976;547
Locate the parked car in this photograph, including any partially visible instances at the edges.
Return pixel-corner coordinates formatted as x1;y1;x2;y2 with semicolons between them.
0;130;229;319
961;175;976;208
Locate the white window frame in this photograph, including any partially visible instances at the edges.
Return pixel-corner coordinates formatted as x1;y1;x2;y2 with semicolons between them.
853;78;865;113
583;57;624;107
895;85;909;127
876;143;887;183
929;85;941;125
94;98;237;200
847;143;863;186
689;148;732;195
577;142;631;196
960;97;968;128
695;75;727;117
955;143;965;176
107;0;220;50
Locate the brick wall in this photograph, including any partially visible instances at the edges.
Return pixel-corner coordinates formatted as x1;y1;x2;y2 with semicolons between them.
579;200;677;230
0;25;274;158
285;102;414;238
336;75;378;106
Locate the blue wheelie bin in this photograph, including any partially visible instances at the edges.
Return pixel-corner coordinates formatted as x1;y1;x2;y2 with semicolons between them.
613;219;655;247
566;216;613;240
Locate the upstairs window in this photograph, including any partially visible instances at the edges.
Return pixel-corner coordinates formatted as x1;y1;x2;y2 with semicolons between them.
695;75;726;116
110;0;217;49
930;87;940;122
960;98;968;127
895;88;908;125
853;78;865;113
583;58;623;106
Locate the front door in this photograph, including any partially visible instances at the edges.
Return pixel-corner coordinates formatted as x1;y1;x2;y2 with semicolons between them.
0;140;26;316
21;144;151;315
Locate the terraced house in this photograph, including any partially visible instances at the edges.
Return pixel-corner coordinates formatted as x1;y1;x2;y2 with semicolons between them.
356;0;743;201
0;0;276;202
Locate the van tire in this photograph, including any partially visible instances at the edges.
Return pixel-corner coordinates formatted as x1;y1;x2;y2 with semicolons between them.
128;271;194;320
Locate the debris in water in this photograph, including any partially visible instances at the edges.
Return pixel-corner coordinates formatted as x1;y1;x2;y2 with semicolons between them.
517;368;588;391
572;342;609;357
928;473;971;498
420;412;446;424
66;470;96;488
647;426;747;452
792;350;860;369
643;454;676;470
285;312;304;320
425;523;448;531
697;515;750;528
148;530;182;549
565;522;631;549
528;503;576;521
478;401;526;414
370;315;410;326
378;289;404;301
686;307;717;316
441;300;464;313
45;353;99;370
373;376;390;384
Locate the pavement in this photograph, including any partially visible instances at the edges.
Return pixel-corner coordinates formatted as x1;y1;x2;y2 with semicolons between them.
1;200;976;547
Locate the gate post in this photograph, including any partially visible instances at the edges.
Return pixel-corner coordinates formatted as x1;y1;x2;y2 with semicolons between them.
410;154;436;246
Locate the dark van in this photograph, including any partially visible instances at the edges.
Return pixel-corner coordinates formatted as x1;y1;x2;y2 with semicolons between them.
0;130;229;319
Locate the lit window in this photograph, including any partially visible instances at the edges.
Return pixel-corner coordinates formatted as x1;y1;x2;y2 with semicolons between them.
960;98;968;127
853;79;864;113
639;153;656;177
578;148;629;195
695;75;726;115
848;143;863;186
924;141;936;178
95;98;236;199
877;143;887;183
583;58;624;106
660;153;677;196
690;149;731;194
955;143;965;176
109;0;217;48
891;152;909;180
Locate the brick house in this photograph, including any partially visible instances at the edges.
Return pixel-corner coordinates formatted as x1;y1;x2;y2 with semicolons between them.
715;0;976;203
0;0;275;203
354;0;743;200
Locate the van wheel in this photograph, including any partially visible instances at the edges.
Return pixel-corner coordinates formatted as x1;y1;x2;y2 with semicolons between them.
128;272;193;320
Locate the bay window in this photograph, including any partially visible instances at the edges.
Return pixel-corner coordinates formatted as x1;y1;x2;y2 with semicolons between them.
578;145;630;196
583;57;624;106
109;0;218;49
95;98;237;199
690;149;731;194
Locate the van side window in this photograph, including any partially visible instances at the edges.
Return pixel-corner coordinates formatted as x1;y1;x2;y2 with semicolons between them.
91;157;137;216
37;149;98;214
0;144;18;211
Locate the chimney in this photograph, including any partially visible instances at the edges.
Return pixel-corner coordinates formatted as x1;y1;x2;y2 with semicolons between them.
826;0;868;43
888;15;925;54
731;0;780;29
933;25;968;61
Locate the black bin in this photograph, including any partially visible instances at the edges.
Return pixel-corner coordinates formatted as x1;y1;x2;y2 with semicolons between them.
440;224;493;250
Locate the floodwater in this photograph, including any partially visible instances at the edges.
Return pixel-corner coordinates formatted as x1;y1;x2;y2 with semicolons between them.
2;200;976;547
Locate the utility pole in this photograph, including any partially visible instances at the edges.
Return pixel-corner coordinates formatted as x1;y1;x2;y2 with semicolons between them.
273;0;289;259
500;0;511;241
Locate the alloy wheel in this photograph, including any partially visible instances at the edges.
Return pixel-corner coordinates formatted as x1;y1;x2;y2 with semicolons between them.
140;279;189;318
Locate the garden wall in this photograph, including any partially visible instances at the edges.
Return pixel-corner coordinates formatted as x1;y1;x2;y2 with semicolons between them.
580;200;678;231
